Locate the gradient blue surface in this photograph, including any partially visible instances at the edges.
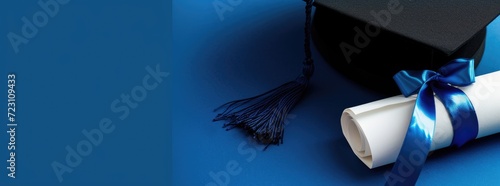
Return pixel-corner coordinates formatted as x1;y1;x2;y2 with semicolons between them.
173;1;500;186
2;0;171;185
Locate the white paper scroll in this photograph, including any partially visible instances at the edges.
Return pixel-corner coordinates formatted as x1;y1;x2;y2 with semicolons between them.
341;71;500;169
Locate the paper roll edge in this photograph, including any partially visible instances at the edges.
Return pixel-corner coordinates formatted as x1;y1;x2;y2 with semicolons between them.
341;108;375;169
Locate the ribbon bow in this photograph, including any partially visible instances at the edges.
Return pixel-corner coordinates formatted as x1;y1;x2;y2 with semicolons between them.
385;59;479;186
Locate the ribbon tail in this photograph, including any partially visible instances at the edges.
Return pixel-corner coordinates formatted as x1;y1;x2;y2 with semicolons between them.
385;83;436;186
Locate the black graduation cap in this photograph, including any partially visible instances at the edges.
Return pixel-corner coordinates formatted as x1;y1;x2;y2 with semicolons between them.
312;0;500;95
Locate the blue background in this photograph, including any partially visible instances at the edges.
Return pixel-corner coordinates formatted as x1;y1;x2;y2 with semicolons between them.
1;0;500;186
2;0;171;185
173;1;500;186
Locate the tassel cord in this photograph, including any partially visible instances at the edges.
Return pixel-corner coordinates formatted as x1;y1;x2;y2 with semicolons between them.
213;0;315;148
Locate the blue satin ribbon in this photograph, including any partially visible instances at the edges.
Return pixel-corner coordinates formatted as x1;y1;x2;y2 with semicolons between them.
385;59;479;186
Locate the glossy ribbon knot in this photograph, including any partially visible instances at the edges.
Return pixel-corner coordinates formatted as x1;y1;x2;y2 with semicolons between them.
385;59;479;186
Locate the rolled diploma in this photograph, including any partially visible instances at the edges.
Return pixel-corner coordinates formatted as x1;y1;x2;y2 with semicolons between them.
341;71;500;169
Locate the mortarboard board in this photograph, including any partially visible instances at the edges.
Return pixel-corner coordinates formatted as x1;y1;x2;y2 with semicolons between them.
312;0;500;95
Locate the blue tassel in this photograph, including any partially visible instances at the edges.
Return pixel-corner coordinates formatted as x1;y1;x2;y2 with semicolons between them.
213;0;315;149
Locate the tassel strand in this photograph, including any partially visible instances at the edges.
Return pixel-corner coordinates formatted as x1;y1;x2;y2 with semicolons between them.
213;0;315;149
